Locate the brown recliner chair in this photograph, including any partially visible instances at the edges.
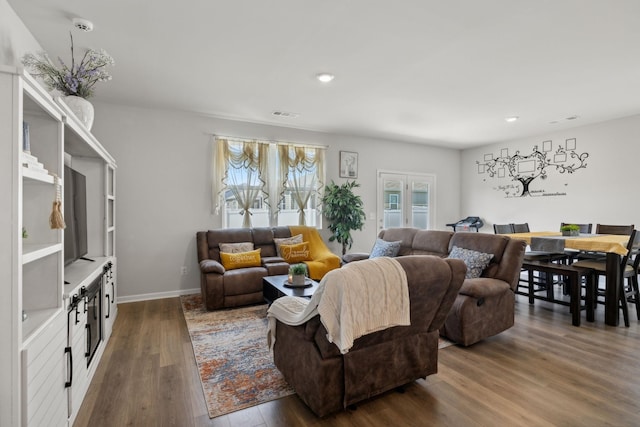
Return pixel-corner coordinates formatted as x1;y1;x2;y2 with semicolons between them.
271;255;466;417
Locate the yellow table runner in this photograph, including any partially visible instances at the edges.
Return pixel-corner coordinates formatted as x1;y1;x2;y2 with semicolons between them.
506;231;629;256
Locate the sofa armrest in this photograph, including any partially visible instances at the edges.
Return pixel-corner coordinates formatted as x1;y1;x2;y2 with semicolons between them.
199;259;225;274
458;278;511;299
342;252;369;263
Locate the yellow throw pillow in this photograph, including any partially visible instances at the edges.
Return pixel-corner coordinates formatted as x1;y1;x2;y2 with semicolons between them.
219;249;262;270
274;234;303;257
280;242;311;263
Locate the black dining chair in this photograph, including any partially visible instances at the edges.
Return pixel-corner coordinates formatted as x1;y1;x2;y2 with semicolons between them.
493;224;515;234
573;224;635;263
572;229;640;326
512;223;531;233
596;224;635;235
561;223;593;264
500;222;567;299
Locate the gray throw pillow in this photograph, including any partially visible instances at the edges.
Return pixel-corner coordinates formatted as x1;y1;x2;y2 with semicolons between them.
448;246;494;279
219;242;254;253
369;238;402;258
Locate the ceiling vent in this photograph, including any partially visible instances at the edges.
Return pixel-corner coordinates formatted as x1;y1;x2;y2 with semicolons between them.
272;111;300;118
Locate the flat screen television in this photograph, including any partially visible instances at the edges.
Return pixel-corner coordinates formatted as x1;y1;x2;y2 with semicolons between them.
64;165;88;266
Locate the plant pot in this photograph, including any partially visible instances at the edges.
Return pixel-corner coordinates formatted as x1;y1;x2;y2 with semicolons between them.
292;274;306;286
64;95;94;130
562;230;579;236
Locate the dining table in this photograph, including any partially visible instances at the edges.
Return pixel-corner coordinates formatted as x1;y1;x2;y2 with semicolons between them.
506;231;629;326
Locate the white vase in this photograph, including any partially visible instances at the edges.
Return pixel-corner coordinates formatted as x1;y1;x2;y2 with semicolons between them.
64;95;94;131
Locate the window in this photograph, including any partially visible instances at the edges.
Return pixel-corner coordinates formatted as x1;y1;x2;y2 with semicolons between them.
213;137;325;228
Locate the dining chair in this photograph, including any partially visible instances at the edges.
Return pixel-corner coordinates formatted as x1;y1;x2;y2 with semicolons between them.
596;224;635;235
573;224;635;263
512;223;530;233
572;229;640;326
502;222;567;299
493;224;515;234
561;223;593;264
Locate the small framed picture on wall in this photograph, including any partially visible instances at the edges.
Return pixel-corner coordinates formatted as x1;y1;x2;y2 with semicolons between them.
339;151;358;178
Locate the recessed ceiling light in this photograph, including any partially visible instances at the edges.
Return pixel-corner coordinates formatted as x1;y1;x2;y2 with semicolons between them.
505;116;519;123
316;73;335;83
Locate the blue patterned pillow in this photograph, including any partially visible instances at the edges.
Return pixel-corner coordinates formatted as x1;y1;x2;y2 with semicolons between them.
369;238;402;258
448;246;494;279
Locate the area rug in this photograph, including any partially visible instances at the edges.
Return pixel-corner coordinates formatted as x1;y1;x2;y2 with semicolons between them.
180;294;294;418
181;293;456;418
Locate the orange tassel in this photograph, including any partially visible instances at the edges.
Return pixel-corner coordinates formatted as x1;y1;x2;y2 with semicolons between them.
49;173;65;229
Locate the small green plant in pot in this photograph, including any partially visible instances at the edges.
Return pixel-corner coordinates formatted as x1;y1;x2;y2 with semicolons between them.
560;224;580;236
288;263;308;286
321;180;366;256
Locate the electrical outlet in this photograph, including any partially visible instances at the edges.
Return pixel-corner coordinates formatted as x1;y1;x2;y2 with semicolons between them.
180;266;188;275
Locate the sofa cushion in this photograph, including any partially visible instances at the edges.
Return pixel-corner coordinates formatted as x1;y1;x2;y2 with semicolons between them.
274;234;303;256
369;238;402;258
220;248;262;270
280;242;311;263
448;246;494;279
219;242;254;253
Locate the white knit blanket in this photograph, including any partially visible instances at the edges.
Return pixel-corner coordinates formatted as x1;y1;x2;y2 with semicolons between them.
267;257;410;354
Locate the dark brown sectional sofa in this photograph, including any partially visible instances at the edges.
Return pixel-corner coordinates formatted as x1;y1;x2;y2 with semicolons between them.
196;226;340;310
344;228;526;346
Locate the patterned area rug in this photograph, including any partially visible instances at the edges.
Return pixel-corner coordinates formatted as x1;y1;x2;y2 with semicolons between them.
180;294;294;418
181;293;456;418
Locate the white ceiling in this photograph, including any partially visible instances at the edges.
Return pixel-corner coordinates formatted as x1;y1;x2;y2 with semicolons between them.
8;0;640;148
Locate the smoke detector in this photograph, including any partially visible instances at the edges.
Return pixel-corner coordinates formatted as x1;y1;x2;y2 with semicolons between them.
72;18;94;32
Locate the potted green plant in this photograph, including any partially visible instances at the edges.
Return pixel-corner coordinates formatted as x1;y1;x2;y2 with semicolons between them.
288;263;307;286
560;224;580;236
321;180;366;256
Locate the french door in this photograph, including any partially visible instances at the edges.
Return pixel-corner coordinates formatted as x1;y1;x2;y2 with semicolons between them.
377;171;435;231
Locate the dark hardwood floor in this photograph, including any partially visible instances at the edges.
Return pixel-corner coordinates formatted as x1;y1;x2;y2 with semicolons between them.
73;295;640;427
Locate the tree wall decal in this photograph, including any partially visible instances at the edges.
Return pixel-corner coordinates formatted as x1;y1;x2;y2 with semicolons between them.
476;139;588;197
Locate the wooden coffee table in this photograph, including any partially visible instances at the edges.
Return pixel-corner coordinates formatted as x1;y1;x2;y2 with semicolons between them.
263;274;319;304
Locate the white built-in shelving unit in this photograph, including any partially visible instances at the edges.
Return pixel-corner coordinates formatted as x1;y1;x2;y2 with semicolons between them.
0;66;117;427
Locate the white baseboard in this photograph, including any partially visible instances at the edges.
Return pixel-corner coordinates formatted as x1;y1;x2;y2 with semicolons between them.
117;288;199;304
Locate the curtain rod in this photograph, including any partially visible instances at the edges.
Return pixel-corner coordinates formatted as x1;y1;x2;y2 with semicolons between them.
209;133;329;149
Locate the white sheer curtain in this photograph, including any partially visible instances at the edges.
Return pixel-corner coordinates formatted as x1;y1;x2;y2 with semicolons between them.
277;144;325;225
213;138;269;228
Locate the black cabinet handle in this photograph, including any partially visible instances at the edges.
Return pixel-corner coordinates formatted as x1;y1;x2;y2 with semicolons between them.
111;282;114;304
105;294;110;319
65;346;73;388
85;324;91;357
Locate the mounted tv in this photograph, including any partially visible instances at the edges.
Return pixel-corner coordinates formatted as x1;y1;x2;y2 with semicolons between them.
64;165;88;266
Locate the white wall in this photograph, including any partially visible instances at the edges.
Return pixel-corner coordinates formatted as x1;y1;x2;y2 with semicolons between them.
90;102;461;300
0;0;41;66
461;114;640;232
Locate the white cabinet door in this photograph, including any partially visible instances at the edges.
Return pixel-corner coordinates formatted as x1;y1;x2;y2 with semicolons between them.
21;310;67;427
67;294;89;425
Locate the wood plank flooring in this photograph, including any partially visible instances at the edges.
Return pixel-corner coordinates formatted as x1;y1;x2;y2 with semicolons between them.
73;295;640;427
